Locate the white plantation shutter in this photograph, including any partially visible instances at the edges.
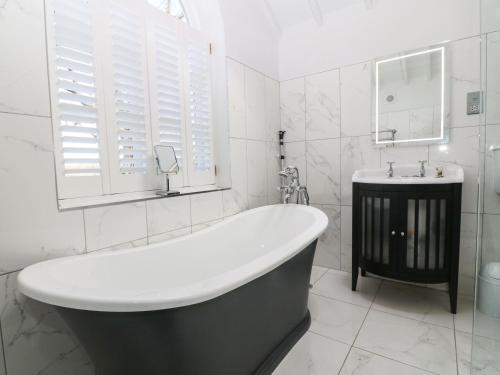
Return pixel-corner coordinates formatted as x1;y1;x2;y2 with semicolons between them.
101;0;154;193
184;28;215;185
47;0;215;202
147;9;186;187
47;0;106;199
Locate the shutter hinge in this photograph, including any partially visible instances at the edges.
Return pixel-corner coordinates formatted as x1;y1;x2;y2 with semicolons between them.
209;43;213;55
214;164;217;176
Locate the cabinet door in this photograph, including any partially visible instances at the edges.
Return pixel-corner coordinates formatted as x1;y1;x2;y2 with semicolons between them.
398;193;451;281
359;192;396;273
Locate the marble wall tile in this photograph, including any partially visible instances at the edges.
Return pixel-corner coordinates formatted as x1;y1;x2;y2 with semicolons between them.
191;219;224;233
306;70;341;140
306;139;341;205
0;113;86;274
190;191;223;225
146;196;191;236
0;0;50;116
97;237;148;253
482;0;500;34
227;59;246;138
340;135;381;205
449;37;482;128
380;144;429;166
481;214;500;266
312;205;341;269
483;125;500;214
84;202;147;252
245;68;267;141
340;347;434;375
265;77;281;142
429;126;480;214
459;213;478;297
0;273;94;375
281;78;306;142
148;227;191;245
273;332;350;375
266;140;282;204
283;141;307;182
486;32;500;125
340;206;353;272
340;61;373;137
355;310;457;375
224;139;248;216
247;140;268;208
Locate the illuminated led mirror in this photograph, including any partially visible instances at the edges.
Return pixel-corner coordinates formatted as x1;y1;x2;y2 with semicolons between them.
375;46;449;145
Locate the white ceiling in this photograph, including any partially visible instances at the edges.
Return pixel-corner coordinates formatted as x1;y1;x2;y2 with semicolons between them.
265;0;366;29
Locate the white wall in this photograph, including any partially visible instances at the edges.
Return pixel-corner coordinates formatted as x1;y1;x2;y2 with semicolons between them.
218;0;281;80
278;0;480;80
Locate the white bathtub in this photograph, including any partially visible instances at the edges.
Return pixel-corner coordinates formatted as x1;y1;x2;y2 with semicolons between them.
18;204;328;375
18;204;328;312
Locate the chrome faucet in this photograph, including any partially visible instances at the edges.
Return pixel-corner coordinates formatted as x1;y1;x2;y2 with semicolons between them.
386;161;395;178
419;160;427;177
278;166;309;205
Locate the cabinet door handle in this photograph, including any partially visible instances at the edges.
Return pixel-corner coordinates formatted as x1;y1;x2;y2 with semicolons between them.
391;230;396;236
401;232;405;237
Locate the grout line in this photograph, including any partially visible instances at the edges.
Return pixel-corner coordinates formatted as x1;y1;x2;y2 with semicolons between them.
338;279;382;374
348;347;441;375
306;329;352;348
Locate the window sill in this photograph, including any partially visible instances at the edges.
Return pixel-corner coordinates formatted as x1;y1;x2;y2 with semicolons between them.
58;185;230;211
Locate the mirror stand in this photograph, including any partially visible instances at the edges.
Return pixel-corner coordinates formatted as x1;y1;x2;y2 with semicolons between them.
156;174;180;197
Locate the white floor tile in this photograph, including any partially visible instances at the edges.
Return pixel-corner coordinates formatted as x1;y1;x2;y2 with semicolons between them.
372;281;454;328
455;296;474;334
469;334;500;375
340;347;434;375
273;332;350;375
312;270;381;308
355;310;457;375
310;266;328;285
309;294;368;345
456;331;472;375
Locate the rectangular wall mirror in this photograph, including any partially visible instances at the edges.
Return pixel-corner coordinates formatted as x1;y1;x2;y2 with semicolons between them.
374;45;449;145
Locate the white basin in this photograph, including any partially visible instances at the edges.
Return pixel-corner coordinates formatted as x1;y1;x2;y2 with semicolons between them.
352;164;464;184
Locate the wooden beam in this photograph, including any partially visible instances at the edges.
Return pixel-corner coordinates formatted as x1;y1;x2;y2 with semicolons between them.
261;0;283;37
308;0;323;26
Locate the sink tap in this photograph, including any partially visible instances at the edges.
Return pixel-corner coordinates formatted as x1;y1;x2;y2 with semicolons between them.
418;160;427;177
386;161;395;178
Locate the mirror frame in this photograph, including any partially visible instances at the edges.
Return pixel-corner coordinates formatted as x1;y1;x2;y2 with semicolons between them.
374;44;450;146
154;145;180;175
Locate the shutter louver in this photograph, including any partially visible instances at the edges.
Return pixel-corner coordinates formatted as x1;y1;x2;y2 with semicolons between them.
154;24;184;166
52;0;101;177
110;3;148;176
187;39;213;175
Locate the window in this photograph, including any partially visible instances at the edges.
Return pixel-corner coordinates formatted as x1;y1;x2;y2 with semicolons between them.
46;0;214;201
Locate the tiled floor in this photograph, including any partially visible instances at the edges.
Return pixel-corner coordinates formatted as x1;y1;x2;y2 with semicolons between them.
273;267;478;375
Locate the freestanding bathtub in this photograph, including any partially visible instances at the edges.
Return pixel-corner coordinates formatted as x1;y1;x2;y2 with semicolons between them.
18;204;328;375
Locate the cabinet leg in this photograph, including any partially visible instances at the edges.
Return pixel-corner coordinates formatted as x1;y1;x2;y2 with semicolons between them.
361;269;366;277
352;267;359;291
449;280;458;314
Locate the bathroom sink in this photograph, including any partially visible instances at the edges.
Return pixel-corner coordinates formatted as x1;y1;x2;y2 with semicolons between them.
352;164;464;184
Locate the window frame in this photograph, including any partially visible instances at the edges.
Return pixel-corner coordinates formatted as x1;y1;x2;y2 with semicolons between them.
46;0;216;205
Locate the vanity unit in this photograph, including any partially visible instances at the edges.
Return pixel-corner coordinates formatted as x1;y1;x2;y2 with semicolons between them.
351;164;464;313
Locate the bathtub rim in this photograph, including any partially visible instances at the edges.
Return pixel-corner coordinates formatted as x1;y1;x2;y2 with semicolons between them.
18;204;328;312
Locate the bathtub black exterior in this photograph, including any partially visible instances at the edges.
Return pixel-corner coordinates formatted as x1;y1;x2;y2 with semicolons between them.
56;240;317;375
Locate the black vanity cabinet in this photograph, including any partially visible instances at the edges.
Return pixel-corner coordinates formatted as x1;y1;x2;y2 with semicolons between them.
352;182;462;313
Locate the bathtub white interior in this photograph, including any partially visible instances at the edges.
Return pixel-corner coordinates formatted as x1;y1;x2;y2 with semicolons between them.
18;205;328;312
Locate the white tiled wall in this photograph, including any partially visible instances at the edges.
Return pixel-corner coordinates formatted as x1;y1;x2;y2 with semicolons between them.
280;36;482;296
0;0;280;369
